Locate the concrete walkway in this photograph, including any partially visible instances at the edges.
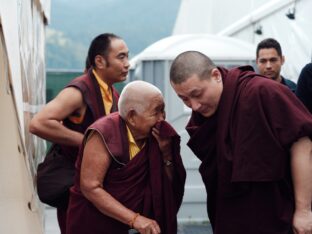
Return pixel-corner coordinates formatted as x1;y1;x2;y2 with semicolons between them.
45;207;212;234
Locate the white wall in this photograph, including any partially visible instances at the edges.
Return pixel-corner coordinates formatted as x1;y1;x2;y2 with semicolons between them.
0;0;50;233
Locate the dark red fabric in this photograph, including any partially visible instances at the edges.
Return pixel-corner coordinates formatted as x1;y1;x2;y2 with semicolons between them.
61;68;119;160
56;207;67;234
67;113;186;234
54;69;119;231
186;66;312;234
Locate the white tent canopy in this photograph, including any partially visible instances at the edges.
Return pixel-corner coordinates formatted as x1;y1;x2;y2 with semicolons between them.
132;34;255;62
173;0;312;81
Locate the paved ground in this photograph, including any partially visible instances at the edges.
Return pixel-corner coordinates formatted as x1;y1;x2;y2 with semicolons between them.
178;223;212;234
45;207;212;234
45;207;59;234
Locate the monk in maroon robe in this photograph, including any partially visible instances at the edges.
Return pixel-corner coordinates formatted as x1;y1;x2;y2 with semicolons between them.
170;51;312;234
66;81;186;234
29;33;129;233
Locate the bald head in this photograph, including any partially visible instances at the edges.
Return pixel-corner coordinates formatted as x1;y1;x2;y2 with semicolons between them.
118;80;163;119
170;51;216;84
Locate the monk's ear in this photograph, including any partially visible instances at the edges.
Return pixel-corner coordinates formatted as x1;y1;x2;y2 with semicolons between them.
94;55;106;69
126;109;137;127
211;68;222;82
281;55;285;65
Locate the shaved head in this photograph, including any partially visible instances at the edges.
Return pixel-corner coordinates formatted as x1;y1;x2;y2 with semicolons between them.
118;80;163;119
170;51;216;84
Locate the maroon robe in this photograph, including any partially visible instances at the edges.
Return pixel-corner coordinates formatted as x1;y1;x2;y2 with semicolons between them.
66;112;186;234
186;66;312;234
53;69;119;207
53;69;119;232
61;68;119;161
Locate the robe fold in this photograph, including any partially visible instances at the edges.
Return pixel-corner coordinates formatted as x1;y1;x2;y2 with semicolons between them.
67;112;186;234
186;66;312;234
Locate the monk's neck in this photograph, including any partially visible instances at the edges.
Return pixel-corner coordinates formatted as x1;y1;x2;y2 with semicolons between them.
135;139;146;148
275;75;282;83
94;68;113;87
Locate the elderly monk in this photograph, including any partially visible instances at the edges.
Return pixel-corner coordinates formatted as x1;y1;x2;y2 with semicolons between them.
170;51;312;234
66;80;186;234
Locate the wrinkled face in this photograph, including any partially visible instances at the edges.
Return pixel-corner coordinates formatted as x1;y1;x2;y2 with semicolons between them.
171;71;223;118
256;48;284;82
132;93;165;140
103;38;130;84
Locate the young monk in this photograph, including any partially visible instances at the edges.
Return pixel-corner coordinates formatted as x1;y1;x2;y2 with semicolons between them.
170;51;312;234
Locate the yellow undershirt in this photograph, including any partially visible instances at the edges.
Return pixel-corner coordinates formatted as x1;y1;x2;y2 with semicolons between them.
92;69;113;115
126;125;145;160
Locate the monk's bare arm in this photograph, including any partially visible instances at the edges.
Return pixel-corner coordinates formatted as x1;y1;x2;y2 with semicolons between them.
80;132;160;234
29;87;84;146
290;136;312;233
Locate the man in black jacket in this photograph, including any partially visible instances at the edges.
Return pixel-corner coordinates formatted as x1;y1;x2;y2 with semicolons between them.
256;38;297;92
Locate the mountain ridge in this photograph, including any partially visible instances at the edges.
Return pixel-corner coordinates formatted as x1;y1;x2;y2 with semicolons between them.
46;0;181;70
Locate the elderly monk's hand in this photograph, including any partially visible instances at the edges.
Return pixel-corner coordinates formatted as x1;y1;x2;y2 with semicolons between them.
293;209;312;234
133;215;161;234
152;126;172;158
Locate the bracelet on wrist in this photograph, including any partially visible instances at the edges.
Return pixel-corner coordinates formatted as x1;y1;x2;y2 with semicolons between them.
129;213;140;228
